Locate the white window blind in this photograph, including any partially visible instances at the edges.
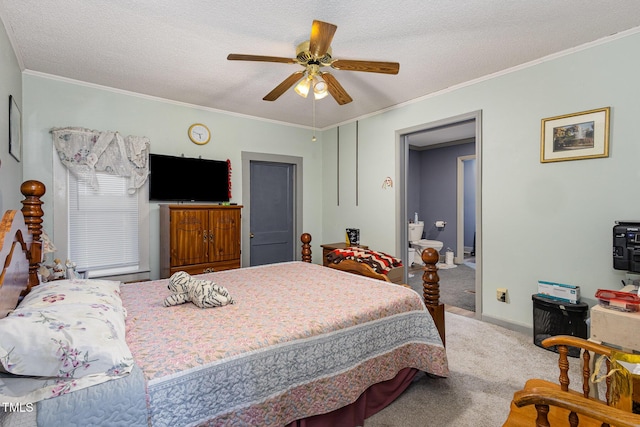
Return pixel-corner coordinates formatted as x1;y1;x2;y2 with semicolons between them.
68;172;139;276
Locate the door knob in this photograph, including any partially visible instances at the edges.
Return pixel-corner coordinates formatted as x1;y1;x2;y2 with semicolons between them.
250;232;255;238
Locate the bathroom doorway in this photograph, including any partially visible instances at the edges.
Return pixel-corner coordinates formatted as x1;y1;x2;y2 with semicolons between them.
396;111;482;318
457;155;476;265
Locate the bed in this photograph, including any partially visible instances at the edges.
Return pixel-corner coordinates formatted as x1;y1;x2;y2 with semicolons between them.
0;180;448;427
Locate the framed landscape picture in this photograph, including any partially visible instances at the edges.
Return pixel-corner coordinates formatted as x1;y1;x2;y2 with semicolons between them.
540;107;610;163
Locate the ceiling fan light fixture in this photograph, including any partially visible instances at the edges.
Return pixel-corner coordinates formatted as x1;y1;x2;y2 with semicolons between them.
312;75;328;99
229;20;397;105
294;77;311;98
314;88;328;100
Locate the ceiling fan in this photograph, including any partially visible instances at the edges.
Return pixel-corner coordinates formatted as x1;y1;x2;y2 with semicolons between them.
227;20;400;105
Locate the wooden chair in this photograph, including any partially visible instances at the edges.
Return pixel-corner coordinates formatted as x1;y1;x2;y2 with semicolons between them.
503;335;640;427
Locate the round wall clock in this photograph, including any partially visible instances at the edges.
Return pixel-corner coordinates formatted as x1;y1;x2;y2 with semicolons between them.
188;123;211;145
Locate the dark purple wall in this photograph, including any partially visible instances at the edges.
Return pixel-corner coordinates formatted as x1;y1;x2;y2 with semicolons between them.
407;141;476;256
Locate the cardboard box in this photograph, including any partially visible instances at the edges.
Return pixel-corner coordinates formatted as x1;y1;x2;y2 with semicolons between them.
590;304;640;351
537;280;580;304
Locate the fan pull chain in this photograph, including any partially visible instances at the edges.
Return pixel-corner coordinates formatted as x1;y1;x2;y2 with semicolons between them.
312;98;317;142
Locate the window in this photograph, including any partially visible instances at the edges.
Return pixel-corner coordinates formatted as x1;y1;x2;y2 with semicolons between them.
54;159;150;282
69;173;140;276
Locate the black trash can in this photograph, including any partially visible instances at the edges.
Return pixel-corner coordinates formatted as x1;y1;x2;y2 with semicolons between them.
532;294;589;358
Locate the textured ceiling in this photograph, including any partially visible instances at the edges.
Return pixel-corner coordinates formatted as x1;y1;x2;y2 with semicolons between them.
2;0;640;130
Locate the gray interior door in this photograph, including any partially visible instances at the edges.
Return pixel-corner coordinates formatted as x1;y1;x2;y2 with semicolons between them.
249;161;295;266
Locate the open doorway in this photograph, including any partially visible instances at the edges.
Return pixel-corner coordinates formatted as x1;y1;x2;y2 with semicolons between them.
396;111;482;318
457;154;476;265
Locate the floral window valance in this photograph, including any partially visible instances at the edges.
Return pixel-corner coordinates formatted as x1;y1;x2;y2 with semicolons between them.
51;127;150;194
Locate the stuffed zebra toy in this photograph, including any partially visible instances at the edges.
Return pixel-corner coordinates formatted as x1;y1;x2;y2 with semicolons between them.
163;271;235;308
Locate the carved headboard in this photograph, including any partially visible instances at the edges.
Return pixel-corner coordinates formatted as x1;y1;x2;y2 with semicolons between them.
0;210;30;317
0;180;46;316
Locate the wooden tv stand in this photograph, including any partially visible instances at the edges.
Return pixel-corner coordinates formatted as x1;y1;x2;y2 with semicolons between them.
159;204;242;278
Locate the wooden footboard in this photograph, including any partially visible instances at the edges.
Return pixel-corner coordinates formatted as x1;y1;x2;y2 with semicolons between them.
421;247;445;346
327;258;394;282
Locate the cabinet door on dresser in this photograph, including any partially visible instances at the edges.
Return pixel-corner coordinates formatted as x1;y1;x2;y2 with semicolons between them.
209;209;241;262
170;209;210;267
160;204;242;278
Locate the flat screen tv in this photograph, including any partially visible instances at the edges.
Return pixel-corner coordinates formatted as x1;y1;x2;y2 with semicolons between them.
149;153;230;202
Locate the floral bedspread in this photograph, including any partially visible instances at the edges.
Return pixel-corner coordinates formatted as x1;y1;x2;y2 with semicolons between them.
121;261;448;426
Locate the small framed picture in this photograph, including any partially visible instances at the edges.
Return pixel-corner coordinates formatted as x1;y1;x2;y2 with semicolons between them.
9;95;21;162
540;107;610;163
346;228;360;246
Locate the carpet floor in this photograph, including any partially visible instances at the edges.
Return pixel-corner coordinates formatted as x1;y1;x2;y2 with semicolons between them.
364;312;582;426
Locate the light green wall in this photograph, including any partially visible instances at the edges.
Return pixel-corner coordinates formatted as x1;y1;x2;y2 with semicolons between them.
0;17;23;213
321;31;640;328
22;75;324;279
321;120;399;253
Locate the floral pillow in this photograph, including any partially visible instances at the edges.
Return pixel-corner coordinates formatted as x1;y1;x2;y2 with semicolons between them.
0;299;133;381
18;279;125;316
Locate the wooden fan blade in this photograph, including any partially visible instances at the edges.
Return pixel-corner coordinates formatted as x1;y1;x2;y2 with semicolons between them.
321;72;353;105
308;20;337;59
331;59;400;75
263;71;306;101
227;54;297;64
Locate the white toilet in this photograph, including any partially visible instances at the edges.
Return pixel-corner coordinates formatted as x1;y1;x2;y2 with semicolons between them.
408;221;443;265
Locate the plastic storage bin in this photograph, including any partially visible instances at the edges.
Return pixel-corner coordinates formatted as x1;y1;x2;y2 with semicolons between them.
532;294;589;358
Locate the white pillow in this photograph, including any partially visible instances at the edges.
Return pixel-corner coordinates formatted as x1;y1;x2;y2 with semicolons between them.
0;280;133;379
18;279;125;315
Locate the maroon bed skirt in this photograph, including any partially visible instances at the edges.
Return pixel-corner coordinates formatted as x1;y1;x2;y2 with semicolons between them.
286;367;419;427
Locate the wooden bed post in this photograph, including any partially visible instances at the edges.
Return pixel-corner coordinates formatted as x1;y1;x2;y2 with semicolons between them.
301;233;312;263
422;247;445;346
20;180;46;293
